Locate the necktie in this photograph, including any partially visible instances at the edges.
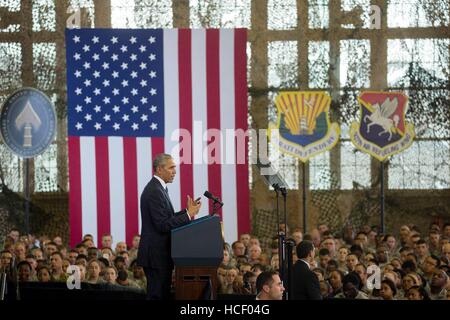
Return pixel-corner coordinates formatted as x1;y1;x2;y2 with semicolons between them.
165;187;169;194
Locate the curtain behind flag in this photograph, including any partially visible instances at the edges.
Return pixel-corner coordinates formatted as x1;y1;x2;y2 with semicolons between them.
65;28;250;248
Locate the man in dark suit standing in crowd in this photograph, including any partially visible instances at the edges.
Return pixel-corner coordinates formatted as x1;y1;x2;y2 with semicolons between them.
137;153;201;300
292;240;322;300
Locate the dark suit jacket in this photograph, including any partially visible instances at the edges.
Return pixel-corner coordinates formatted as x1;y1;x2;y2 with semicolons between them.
137;177;190;269
292;260;322;300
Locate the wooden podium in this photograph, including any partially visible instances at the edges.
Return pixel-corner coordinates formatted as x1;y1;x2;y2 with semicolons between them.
171;215;223;300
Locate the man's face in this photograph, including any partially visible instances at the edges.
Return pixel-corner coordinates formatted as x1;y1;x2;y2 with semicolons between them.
431;270;447;288
429;233;440;246
355;265;367;283
9;231;19;242
442;244;450;260
26;258;37;271
292;231;303;245
116;242;127;253
46;244;57;256
422;257;438;273
343;282;358;299
376;247;388;263
346;255;358;271
232;242;245;256
15;244;26;258
444;226;450;237
249;245;261;260
322;239;335;254
249;238;260;248
156;157;176;183
53;237;62;246
68;252;78;264
32;249;43;260
320;255;330;268
88;250;97;260
102;236;112;248
132;236;140;249
1;252;13;268
354;234;367;247
267;275;284;300
318;224;328;234
50;255;63;270
18;265;31;281
416;244;428;257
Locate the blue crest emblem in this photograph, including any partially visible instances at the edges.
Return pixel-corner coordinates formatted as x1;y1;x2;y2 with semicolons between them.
0;88;57;158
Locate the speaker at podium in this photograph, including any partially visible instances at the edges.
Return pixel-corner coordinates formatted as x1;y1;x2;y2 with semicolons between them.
171;214;224;300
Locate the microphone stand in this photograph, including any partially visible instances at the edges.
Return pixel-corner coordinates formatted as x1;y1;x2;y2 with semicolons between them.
211;200;223;216
0;265;7;301
273;183;287;300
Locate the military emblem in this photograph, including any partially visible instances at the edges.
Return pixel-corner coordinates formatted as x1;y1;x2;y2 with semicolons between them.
0;88;57;158
350;91;415;161
269;91;340;162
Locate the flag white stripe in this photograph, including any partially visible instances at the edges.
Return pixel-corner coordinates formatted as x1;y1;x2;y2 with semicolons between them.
163;29;181;211
220;30;238;243
80;137;98;246
136;137;152;232
108;137;126;248
191;29;209;218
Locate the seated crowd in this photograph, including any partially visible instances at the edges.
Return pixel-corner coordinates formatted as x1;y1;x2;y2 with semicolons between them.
1;221;449;300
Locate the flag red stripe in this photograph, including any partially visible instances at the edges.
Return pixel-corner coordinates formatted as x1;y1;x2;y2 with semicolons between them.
234;29;250;235
95;137;111;247
178;29;194;206
123;137;139;245
206;29;223;216
68;136;82;247
151;137;165;175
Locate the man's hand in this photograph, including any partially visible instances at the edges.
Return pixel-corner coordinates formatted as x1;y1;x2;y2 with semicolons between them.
187;195;201;218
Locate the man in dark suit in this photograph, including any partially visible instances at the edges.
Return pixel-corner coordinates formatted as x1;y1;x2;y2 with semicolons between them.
137;153;201;300
292;240;322;300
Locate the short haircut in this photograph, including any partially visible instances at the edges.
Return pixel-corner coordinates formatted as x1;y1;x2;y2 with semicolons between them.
153;153;172;171
17;261;31;270
399;246;412;253
114;256;125;264
117;269;128;281
50;252;63;260
428;254;440;267
319;248;330;256
296;241;314;259
350;244;363;253
416;239;427;246
255;271;278;294
343;272;361;289
327;259;339;268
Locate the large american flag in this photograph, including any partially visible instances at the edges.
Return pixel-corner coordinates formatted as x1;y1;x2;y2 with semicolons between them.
66;28;250;248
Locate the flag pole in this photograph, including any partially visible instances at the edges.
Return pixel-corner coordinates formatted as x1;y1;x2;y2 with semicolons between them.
302;162;307;234
380;161;385;234
24;158;30;235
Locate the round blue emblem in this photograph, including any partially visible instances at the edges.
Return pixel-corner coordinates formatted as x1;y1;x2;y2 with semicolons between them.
0;88;57;158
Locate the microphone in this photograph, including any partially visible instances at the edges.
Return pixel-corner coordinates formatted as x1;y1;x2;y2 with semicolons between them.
203;191;224;207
